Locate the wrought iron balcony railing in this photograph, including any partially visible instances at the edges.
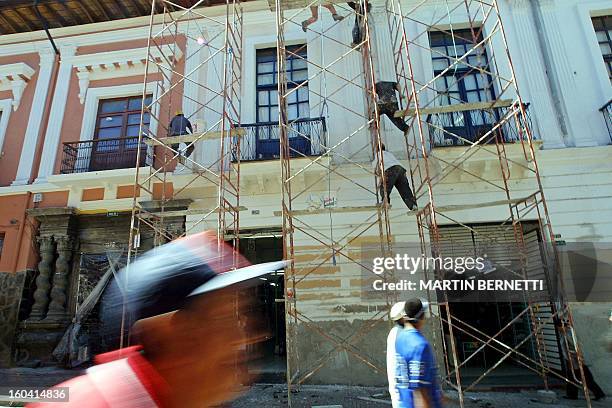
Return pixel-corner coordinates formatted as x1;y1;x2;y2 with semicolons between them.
234;117;327;161
60;137;152;174
600;99;612;143
427;103;538;147
60;118;327;174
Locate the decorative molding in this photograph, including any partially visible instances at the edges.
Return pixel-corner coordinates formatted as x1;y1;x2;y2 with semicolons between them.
76;71;90;104
72;46;183;104
79;82;161;143
73;82;161;172
0;63;35;111
0;99;12;157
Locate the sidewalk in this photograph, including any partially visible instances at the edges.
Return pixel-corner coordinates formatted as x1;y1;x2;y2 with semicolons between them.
0;367;605;407
231;384;606;408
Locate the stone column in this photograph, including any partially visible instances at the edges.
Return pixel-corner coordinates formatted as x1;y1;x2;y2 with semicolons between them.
507;0;566;149
46;236;75;321
537;0;597;147
29;236;55;320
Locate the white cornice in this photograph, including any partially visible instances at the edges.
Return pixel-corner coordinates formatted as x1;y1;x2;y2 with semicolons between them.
73;46;183;103
0;62;36;111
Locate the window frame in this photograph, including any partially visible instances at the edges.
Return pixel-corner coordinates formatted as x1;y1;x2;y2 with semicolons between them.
592;15;612;83
93;94;152;148
88;93;152;171
255;45;309;125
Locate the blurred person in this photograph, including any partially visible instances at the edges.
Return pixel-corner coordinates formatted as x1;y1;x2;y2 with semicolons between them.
373;144;417;210
302;3;344;32
29;231;285;408
388;301;407;408
555;319;606;401
168;110;194;163
394;298;443;408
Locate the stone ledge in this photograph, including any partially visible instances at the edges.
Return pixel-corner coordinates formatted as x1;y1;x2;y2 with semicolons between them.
26;207;76;218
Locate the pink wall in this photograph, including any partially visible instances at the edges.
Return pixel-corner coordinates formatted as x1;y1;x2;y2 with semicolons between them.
52;36;187;174
0;53;40;186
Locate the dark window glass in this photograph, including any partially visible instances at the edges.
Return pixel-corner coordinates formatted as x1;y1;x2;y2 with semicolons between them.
95;95;151;141
428;29;497;145
256;45;309;124
592;16;612;83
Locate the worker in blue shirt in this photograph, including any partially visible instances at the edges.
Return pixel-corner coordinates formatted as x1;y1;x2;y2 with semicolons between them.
394;298;443;408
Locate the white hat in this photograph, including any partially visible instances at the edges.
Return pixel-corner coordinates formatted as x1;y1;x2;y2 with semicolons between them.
389;301;407;321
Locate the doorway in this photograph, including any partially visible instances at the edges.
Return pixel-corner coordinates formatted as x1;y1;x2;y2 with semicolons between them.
237;232;286;382
437;222;561;388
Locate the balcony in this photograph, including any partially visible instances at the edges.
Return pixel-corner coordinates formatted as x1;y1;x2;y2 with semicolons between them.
235;117;327;161
427;103;538;147
600;99;612;143
60;137;152;174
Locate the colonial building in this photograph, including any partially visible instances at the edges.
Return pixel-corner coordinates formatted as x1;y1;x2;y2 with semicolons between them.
0;0;610;394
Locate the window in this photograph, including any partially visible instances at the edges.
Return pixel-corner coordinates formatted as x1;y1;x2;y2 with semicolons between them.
256;46;309;123
429;29;496;145
251;46;315;160
90;94;152;171
0;233;4;259
95;95;152;145
592;16;612;83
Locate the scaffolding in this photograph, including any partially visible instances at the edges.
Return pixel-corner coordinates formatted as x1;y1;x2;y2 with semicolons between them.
124;0;592;407
123;0;243;343
273;0;401;403
384;0;592;406
276;0;592;407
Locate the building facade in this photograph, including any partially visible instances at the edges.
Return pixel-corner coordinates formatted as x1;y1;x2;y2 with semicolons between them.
0;0;610;391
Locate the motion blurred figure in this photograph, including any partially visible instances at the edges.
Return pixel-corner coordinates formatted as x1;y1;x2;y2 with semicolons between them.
29;231;285;408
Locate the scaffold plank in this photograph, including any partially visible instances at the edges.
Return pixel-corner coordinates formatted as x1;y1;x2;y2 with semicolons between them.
275;196;532;217
274;205;384;217
394;99;514;118
434;196;531;213
144;129;246;146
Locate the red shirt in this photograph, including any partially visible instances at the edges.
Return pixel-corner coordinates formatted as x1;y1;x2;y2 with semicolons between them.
28;346;169;407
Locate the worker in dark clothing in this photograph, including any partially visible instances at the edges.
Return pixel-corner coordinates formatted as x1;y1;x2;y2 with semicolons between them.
372;144;417;210
375;81;409;134
347;1;371;49
168;110;194;163
555;319;606;401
